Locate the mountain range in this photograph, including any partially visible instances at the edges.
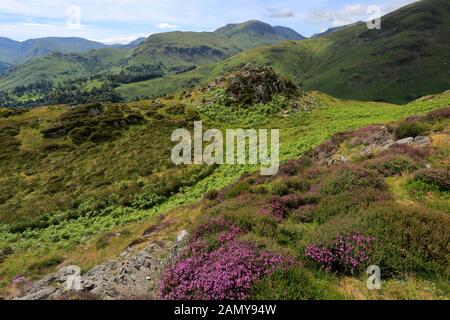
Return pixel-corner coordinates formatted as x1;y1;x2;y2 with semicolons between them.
0;37;121;65
0;21;304;92
117;0;450;104
0;0;449;105
0;0;449;302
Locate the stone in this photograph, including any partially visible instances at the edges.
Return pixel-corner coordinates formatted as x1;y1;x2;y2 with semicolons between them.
361;146;374;156
16;288;56;300
177;230;189;243
413;136;431;146
14;241;173;300
327;154;347;166
394;137;414;145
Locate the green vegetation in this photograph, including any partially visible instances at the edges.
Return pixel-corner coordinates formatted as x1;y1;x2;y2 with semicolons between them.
0;1;449;300
0;21;302;107
177;105;449;299
118;0;450;104
0;82;449;295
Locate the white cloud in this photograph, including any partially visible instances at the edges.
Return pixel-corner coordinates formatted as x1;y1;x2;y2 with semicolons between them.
155;22;177;30
93;34;148;45
0;0;421;41
309;1;418;28
266;8;294;18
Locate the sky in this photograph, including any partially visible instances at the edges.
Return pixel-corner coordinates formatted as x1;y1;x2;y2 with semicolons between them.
0;0;419;44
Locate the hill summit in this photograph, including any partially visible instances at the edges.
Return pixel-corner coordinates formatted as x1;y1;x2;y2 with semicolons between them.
204;64;299;106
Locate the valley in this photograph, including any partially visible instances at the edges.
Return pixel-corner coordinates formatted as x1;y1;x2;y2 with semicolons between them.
0;0;449;302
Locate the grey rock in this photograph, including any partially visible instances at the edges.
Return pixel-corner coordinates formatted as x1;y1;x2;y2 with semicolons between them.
413;136;431;146
395;137;414;145
16;288;56;300
14;240;173;300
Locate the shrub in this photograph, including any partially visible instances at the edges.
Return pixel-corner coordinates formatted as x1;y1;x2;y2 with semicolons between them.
270;181;290;196
159;241;292;300
313;188;392;224
365;155;421;177
285;177;312;192
279;157;312;176
223;182;250;199
0;246;13;263
251;268;342;300
380;144;430;160
192;218;243;245
292;205;316;223
395;121;428;139
410;169;450;192
204;189;219;200
426;106;450;121
251;185;269;195
307;203;450;277
305;233;374;274
259;194;306;221
320;166;387;195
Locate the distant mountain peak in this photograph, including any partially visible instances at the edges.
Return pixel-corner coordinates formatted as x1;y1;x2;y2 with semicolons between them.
272;26;306;40
215;20;305;40
215;20;275;36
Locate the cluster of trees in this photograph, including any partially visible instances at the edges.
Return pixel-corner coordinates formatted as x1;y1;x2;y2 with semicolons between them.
0;81;123;108
106;63;165;84
13;80;53;96
0;62;173;108
49;82;124;105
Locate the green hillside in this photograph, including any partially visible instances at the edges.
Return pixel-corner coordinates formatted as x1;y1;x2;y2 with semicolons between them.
1;63;450;298
118;0;450;104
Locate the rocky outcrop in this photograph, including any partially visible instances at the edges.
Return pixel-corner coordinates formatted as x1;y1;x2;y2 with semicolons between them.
202;64;298;106
15;241;174;300
310;125;433;165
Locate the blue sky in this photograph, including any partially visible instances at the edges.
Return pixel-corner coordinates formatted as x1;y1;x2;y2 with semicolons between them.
0;0;418;44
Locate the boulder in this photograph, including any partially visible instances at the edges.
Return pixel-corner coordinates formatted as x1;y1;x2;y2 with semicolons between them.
413;136;431;146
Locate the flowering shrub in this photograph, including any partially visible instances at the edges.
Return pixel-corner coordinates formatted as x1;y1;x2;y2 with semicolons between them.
279;157;311;176
259;194;306;221
305;233;374;274
366;155;420;177
412;168;450;192
160;241;292;300
192;218;243;244
426;106;450;120
320;166;387;195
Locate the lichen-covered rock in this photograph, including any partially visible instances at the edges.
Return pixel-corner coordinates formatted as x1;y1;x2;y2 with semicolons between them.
14;241;174;300
202;64;298;106
225;65;298;105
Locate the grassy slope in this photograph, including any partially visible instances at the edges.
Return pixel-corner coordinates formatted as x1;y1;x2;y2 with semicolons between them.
118;0;450;104
1;89;450;293
0;48;131;90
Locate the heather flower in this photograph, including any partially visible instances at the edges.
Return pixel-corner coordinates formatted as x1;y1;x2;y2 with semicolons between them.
259;194;305;221
305;233;375;274
160;241;292;300
192;218;243;242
